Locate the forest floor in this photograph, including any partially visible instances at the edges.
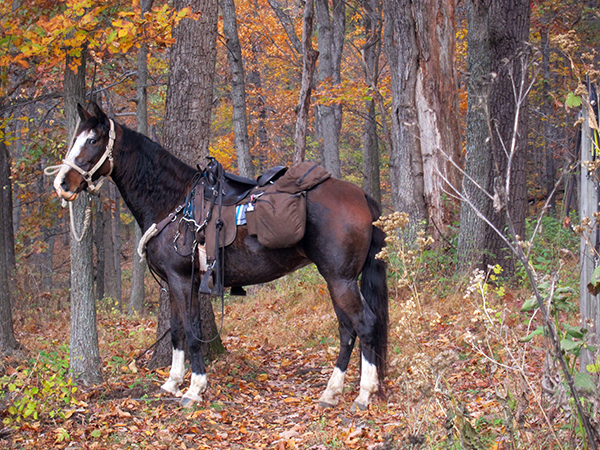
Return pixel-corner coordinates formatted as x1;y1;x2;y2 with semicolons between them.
0;265;584;449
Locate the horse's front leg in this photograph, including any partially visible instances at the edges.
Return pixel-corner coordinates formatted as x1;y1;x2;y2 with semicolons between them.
161;307;186;396
180;311;207;407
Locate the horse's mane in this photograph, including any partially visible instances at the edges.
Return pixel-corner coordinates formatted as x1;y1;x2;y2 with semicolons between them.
111;124;198;228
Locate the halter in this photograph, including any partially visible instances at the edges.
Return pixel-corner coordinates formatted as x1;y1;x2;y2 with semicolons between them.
60;118;116;194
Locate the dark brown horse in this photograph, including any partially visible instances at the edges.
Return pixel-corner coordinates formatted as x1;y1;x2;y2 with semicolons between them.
52;103;388;409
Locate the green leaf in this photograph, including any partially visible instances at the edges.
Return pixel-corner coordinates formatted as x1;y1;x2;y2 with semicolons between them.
562;323;586;339
566;92;582;108
560;337;582;353
589;266;600;296
586;362;600;373
520;325;545;342
520;296;539;312
91;430;102;438
574;372;596;393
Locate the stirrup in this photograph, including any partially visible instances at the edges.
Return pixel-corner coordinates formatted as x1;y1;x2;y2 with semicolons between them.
199;268;214;295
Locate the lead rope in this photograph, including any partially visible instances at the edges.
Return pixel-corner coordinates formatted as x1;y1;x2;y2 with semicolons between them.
69;196;93;243
44;116;93;243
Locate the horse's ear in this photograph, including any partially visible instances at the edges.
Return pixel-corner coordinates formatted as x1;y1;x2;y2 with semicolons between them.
90;102;109;125
77;103;91;121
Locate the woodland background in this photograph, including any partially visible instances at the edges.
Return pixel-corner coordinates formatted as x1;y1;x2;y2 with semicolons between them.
0;0;600;449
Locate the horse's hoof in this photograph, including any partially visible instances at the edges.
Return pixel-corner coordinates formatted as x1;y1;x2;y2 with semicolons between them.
318;401;336;409
351;401;368;412
160;381;182;396
181;393;202;407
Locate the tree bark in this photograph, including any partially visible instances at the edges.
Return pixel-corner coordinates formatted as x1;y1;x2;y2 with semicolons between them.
383;0;460;239
383;0;426;235
484;0;530;273
221;0;254;178
0;139;19;355
150;0;225;368
293;0;318;165
315;0;344;178
414;0;461;239
65;49;103;385
457;0;493;271
361;0;383;205
129;0;154;316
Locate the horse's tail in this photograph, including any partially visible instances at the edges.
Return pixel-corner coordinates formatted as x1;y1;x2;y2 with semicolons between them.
360;195;389;390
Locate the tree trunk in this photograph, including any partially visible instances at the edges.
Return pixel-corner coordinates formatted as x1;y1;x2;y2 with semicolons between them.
102;186;121;309
383;0;426;235
221;0;254;178
413;0;461;240
315;0;344;178
457;0;493;271
65;49;103;385
541;27;556;214
293;0;319;165
361;0;383;205
0;139;19;355
150;0;225;368
129;0;154;316
94;199;105;301
483;0;530;273
383;0;460;239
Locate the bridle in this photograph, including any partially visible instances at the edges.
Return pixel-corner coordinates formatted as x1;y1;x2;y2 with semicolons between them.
44;118;116;242
61;118;116;194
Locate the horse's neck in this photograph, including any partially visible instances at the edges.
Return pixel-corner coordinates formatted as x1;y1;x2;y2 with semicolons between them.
111;127;197;232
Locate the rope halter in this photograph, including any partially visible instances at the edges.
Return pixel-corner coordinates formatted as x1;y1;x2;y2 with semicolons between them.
45;118;116;196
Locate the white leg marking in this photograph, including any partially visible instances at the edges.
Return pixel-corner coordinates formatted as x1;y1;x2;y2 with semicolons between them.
181;373;208;406
355;353;378;409
161;349;185;395
319;367;346;407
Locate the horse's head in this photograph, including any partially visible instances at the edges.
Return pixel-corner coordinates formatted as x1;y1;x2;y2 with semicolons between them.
52;102;116;201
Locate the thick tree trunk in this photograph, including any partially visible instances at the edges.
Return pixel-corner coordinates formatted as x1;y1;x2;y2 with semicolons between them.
414;0;461;239
65;49;103;385
0;139;19;355
150;0;225;369
315;0;344;178
221;0;254;178
383;0;426;234
293;0;318;165
457;0;493;271
484;0;530;273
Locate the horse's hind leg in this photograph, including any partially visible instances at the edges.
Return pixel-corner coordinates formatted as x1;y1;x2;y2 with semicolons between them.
321;280;380;410
319;304;356;407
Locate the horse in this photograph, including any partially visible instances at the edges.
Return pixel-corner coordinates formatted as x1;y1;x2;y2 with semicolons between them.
51;102;388;410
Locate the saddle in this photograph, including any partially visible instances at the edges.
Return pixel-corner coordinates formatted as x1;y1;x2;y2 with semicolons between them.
203;159;288;206
187;158;331;296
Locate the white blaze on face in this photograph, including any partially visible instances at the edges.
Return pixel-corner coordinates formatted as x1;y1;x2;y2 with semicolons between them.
53;129;95;197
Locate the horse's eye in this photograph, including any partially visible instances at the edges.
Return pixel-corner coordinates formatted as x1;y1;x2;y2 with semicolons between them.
89;138;97;145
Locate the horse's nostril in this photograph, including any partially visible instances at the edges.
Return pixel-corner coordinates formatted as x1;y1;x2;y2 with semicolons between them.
61;179;70;192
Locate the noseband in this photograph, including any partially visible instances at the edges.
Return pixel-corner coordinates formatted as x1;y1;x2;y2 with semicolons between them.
60;118;116;194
